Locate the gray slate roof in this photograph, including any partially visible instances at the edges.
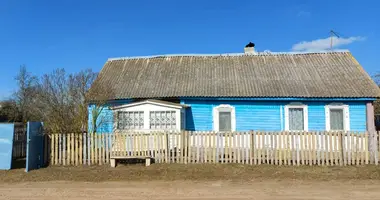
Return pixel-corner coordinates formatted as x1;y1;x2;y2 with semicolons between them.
88;51;380;100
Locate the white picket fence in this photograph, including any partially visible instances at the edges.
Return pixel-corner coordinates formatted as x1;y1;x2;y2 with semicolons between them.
48;131;380;166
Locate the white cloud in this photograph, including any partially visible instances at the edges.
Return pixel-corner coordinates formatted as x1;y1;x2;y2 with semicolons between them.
292;36;366;52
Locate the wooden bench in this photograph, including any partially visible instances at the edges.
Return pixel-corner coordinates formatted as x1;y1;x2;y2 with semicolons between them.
110;156;151;167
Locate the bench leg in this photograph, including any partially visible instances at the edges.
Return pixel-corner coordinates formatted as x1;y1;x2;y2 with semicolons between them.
110;159;116;168
145;158;151;167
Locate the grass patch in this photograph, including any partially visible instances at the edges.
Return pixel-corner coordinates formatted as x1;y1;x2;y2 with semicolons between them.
1;164;380;183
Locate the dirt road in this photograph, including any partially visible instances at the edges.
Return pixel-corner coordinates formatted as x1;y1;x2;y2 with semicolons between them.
1;180;380;200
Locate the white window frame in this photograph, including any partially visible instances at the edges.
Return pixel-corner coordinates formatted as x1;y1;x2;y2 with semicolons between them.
213;104;236;132
284;104;308;131
112;101;184;131
325;104;350;131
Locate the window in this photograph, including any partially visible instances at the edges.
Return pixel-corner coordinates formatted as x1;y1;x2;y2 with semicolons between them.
149;111;176;130
117;111;144;130
285;104;308;131
330;109;344;130
219;112;232;132
325;104;349;131
213;105;236;132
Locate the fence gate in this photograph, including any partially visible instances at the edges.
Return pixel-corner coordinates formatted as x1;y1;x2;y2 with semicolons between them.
0;124;14;170
26;122;44;172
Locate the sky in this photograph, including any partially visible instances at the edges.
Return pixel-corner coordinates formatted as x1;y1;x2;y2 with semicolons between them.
0;0;379;99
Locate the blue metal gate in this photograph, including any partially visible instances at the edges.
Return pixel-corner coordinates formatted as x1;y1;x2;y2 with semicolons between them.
26;122;44;172
0;124;15;170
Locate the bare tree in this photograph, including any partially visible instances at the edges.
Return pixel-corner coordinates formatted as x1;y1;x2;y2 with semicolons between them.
13;65;39;123
0;99;19;122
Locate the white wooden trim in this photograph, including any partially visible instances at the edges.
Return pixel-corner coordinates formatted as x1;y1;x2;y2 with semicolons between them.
113;102;183;131
325;104;350;131
213;104;236;132
111;100;187;110
284;104;308;131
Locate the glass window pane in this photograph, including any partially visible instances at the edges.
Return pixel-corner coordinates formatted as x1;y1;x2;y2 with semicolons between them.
330;109;344;130
149;111;176;130
289;108;304;131
117;111;144;130
219;112;231;132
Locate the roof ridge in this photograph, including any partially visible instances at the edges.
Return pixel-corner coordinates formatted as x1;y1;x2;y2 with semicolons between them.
107;49;350;61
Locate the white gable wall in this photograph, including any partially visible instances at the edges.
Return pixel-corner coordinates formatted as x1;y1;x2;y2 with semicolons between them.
114;103;182;131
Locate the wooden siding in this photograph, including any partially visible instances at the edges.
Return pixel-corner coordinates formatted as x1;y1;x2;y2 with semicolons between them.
184;100;368;132
90;99;369;133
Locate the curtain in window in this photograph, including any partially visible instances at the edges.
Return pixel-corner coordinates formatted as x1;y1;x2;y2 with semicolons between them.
219;111;231;132
330;109;344;130
289;108;304;131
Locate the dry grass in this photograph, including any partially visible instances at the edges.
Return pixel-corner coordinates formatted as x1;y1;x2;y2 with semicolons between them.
1;164;380;183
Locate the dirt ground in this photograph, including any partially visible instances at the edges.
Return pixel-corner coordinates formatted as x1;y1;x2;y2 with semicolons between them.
1;164;380;199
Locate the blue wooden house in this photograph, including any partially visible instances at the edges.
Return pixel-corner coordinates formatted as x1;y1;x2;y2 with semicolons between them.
87;45;380;133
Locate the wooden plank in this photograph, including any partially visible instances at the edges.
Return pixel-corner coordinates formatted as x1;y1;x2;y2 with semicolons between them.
312;132;316;165
79;133;83;165
212;132;216;164
253;132;256;165
351;132;355;165
342;132;346;165
94;133;98;165
360;133;364;165
67;133;71;165
338;132;342;166
58;134;62;165
183;131;187;164
308;132;312;166
187;132;191;164
166;132;171;163
74;134;78;165
236;132;240;164
177;132;181;163
299;132;304;165
98;133;102;165
83;132;87;165
226;132;230;164
258;132;262;165
249;131;253;165
105;133;109;164
283;132;287;165
278;132;282;166
157;132;162;163
50;134;55;165
362;132;366;165
356;132;360;166
70;133;74;165
323;132;328;166
347;132;352;165
62;134;66;166
365;132;369;165
153;132;157;163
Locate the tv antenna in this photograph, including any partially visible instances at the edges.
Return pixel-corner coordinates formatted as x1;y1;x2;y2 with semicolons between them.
330;30;341;50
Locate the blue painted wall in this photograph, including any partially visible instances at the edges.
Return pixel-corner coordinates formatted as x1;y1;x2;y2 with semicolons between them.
182;99;369;132
89;98;370;133
88;100;132;133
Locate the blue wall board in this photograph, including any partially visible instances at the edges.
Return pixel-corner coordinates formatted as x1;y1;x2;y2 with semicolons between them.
26;122;44;172
0;124;14;170
182;99;369;132
89;98;370;133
